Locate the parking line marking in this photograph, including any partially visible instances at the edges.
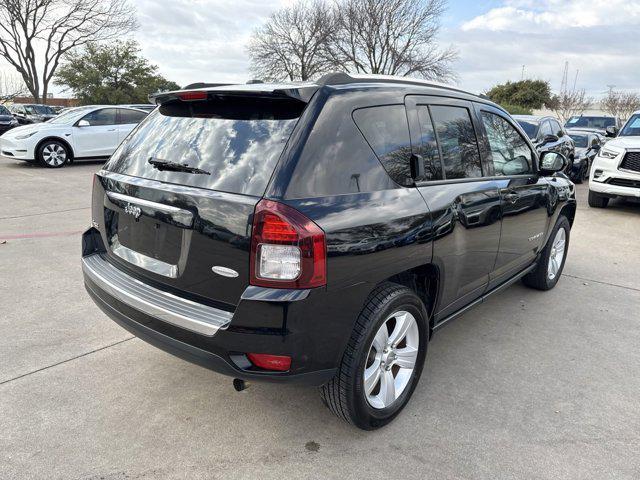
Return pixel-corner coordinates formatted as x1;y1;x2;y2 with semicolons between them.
0;337;135;386
0;229;83;240
0;206;89;220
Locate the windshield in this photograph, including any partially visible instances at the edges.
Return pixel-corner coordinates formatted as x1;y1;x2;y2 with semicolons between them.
0;105;10;115
47;107;94;125
565;116;615;129
619;114;640;137
569;134;588;148
24;105;55;115
516;120;538;139
105;95;305;196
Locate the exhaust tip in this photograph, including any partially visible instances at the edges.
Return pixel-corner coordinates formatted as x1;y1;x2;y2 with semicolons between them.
233;378;249;392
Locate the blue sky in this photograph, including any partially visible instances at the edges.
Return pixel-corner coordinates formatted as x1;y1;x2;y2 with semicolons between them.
42;0;640;98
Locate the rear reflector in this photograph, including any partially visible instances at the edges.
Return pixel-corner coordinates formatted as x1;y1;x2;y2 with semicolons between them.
177;91;208;101
247;353;291;371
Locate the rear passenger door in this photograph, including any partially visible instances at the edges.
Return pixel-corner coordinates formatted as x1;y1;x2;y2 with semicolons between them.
475;105;550;287
405;96;502;321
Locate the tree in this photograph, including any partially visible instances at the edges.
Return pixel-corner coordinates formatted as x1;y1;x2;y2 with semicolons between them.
54;41;179;105
0;72;26;103
600;89;640;122
546;89;593;123
246;0;457;82
328;0;457;80
0;0;137;104
247;0;335;81
486;80;551;111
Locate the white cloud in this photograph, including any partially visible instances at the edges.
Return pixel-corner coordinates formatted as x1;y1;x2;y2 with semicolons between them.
462;0;640;31
131;0;291;87
451;0;640;97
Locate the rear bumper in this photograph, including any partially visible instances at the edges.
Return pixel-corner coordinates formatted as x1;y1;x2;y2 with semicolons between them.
80;229;362;386
84;279;335;385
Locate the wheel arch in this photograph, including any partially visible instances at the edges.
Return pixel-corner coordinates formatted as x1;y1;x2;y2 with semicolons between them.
35;136;75;161
383;263;439;338
559;201;576;227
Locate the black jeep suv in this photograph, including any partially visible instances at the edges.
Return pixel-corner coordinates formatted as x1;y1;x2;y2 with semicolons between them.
82;73;576;430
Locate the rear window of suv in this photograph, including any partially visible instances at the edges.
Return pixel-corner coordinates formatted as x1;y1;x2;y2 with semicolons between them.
104;95;305;196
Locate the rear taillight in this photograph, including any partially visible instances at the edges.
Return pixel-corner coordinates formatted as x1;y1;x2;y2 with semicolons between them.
250;199;326;289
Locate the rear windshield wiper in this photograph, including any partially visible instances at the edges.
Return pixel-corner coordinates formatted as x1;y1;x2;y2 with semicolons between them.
148;157;210;175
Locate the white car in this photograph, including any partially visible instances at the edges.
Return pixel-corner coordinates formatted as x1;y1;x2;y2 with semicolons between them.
589;110;640;207
0;105;148;168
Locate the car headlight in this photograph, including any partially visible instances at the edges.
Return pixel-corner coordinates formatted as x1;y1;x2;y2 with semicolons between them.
599;148;621;159
15;131;36;140
9;119;18;125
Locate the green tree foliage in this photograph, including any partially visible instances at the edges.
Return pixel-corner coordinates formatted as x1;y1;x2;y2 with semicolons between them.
500;103;533;115
486;80;551;111
55;41;179;105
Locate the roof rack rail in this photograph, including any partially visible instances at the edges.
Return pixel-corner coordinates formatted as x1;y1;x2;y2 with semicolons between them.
246;79;264;84
182;82;232;90
316;71;477;97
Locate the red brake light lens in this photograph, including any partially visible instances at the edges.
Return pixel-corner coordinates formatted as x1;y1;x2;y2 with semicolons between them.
177;91;208;101
250;199;326;289
247;353;291;372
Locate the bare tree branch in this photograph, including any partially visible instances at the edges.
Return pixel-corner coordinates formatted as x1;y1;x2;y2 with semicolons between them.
0;0;137;103
247;0;336;81
547;89;593;123
0;71;27;102
327;0;457;81
600;89;640;122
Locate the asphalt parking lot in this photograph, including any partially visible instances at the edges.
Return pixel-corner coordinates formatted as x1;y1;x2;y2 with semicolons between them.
1;158;639;480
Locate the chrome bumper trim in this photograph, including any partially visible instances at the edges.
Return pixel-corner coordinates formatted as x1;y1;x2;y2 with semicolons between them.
82;254;232;336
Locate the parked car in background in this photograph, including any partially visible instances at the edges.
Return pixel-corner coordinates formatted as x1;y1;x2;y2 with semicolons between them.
564;115;621;137
514;115;575;176
567;130;602;183
0;105;148;168
49;105;65;114
0;104;19;135
589;110;640;207
81;74;576;430
8;104;58;124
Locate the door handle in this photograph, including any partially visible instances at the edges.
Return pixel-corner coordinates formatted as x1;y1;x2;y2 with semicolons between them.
503;192;519;203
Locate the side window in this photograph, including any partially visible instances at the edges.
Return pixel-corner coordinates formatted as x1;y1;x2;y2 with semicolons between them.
481;112;534;176
550;120;563;137
81;108;117;126
353;105;413;186
118;109;147;125
429;105;482;179
416;106;443;181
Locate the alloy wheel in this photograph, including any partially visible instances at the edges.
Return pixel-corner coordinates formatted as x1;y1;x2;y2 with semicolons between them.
547;227;566;280
363;310;419;409
42;143;67;166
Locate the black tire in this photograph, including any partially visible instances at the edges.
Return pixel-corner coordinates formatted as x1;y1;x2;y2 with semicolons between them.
320;283;429;430
573;165;583;184
36;140;70;168
522;216;570;291
588;190;609;208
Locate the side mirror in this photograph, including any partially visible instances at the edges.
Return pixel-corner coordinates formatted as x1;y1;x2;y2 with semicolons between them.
542;134;559;144
591;143;601;151
539;151;567;174
77;119;90;127
605;126;618;137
